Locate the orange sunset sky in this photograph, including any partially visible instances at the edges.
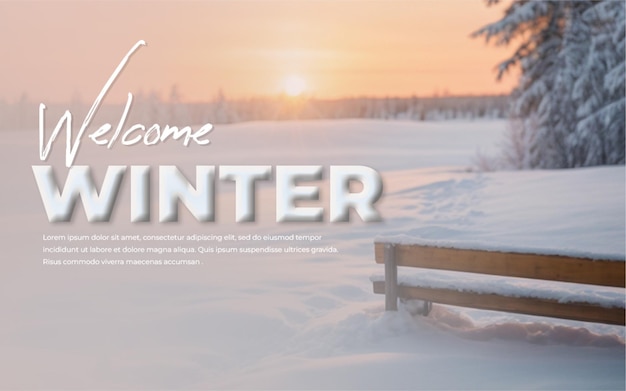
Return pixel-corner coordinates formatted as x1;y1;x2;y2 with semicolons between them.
0;1;516;104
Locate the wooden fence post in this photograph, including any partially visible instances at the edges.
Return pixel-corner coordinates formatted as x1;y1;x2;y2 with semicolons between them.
384;243;398;311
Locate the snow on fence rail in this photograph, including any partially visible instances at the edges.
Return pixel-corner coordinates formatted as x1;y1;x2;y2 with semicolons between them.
372;242;626;326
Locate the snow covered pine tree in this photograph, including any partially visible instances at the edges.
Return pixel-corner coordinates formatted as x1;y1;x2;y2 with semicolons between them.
473;0;625;169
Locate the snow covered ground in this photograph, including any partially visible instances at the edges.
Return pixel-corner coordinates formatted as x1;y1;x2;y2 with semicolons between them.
0;119;623;389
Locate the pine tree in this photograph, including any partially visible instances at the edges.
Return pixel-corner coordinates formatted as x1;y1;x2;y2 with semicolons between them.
548;1;593;168
572;1;625;166
474;0;625;169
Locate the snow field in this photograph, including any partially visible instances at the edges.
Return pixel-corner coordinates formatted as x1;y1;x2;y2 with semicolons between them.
0;119;623;389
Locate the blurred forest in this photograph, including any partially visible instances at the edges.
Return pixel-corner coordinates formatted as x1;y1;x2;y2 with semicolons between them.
0;92;509;132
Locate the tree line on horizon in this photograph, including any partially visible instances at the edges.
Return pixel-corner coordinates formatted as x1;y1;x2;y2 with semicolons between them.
0;93;509;132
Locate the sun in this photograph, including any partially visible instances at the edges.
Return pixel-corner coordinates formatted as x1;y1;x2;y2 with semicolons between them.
283;74;307;97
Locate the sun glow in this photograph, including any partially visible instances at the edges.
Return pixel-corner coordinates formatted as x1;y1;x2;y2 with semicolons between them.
283;74;307;97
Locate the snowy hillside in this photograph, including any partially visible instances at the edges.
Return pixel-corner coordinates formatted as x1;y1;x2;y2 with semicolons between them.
0;119;623;389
